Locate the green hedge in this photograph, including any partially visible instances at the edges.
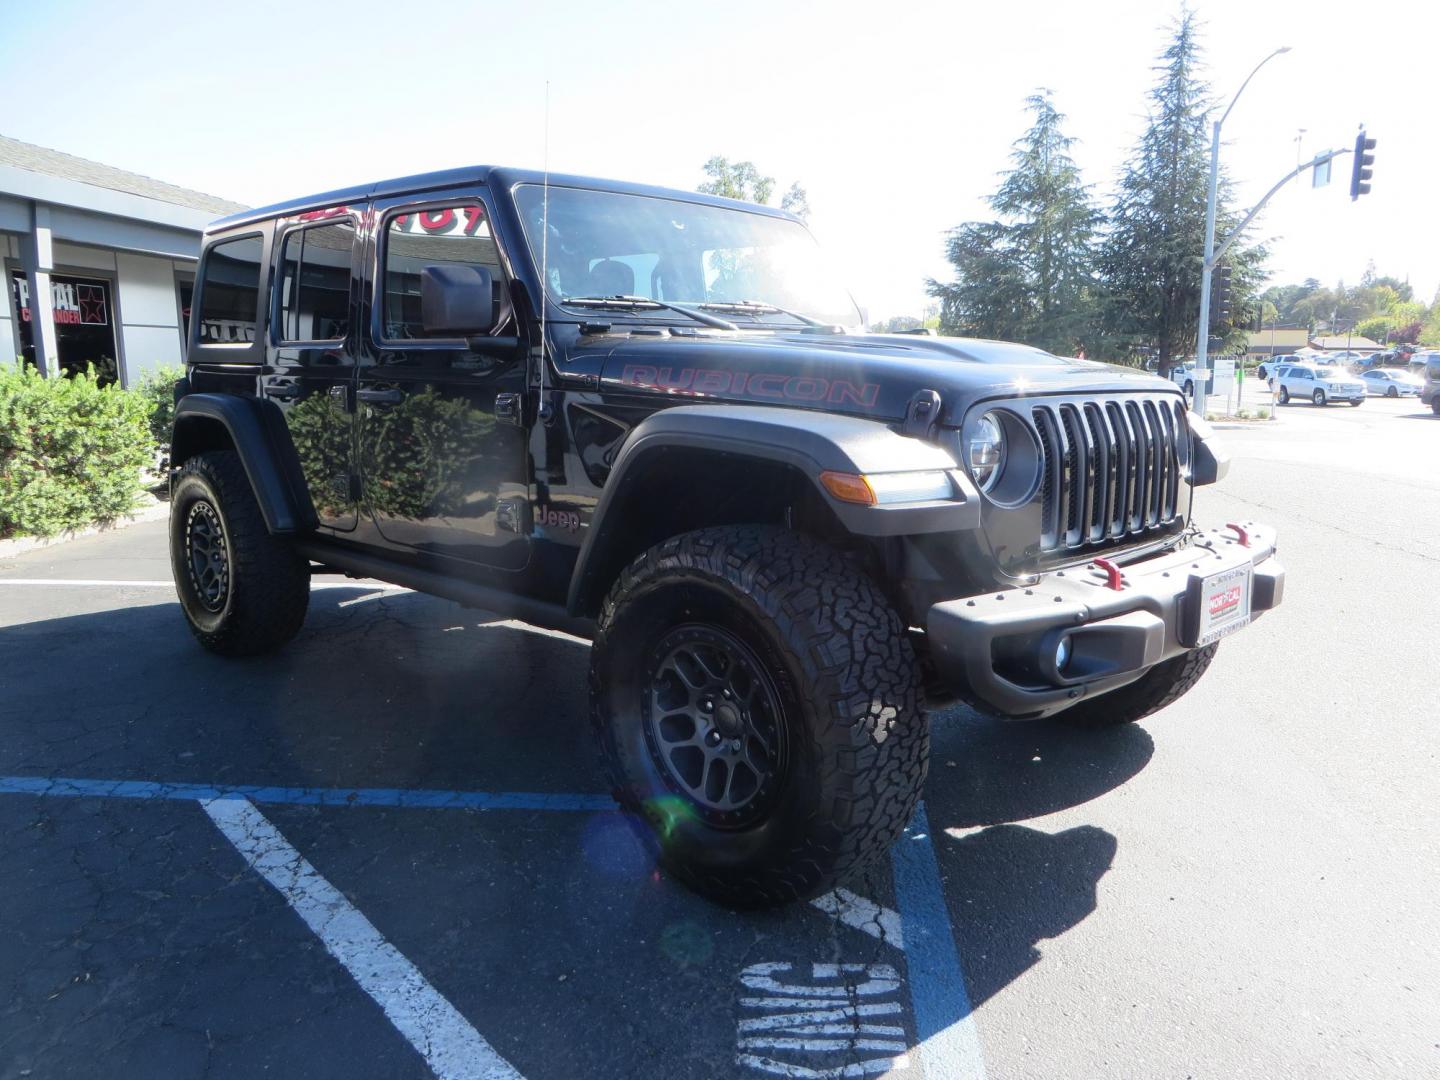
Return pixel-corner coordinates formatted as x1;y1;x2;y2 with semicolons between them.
134;364;185;464
0;364;153;539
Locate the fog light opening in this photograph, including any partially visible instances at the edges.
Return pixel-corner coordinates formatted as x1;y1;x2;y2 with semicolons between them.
1055;636;1072;673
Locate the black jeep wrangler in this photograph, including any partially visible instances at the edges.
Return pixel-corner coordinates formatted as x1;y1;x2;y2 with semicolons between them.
169;167;1284;907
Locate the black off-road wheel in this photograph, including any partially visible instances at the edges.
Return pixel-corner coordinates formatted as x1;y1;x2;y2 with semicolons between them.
1058;644;1219;730
170;451;310;656
590;526;928;909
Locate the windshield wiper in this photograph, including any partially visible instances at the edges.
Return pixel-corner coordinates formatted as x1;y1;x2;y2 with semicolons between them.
695;300;833;328
560;295;739;331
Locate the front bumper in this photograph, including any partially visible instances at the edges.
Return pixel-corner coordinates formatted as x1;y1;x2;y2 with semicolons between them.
927;523;1284;719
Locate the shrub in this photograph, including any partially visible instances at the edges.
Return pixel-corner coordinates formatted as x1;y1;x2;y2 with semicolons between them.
134;364;185;464
0;364;152;539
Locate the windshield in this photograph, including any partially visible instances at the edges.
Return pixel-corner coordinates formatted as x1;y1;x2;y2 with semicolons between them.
513;185;862;327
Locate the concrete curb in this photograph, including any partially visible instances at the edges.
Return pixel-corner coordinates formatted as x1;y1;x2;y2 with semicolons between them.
0;498;169;561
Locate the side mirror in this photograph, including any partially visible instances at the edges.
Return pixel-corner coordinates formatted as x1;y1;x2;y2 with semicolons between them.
420;265;496;337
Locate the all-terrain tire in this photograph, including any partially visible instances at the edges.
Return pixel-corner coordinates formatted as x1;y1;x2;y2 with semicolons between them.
170;451;310;656
590;525;928;909
1057;643;1219;730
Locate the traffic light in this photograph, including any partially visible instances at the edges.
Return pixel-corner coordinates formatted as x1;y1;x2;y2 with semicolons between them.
1350;130;1376;200
1211;263;1233;329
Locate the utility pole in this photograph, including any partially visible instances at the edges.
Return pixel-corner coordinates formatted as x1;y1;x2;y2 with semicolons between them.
1195;46;1291;417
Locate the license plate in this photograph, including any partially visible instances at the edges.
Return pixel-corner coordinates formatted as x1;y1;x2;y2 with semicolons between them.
1195;564;1253;645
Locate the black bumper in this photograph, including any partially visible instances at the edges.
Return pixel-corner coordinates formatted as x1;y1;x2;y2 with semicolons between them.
926;523;1284;719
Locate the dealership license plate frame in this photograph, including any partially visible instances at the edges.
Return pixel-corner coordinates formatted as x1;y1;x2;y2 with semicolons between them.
1186;563;1254;647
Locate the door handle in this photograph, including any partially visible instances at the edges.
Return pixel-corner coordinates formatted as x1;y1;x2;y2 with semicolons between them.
357;387;404;404
263;383;301;400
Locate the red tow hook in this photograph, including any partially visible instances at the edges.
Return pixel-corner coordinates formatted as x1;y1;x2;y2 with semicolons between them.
1225;522;1252;548
1092;557;1124;590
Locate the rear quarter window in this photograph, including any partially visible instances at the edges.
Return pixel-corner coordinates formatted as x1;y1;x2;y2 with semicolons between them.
197;235;264;346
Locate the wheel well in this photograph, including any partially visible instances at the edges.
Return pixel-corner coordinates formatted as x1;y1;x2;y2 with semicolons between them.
572;449;859;617
170;415;237;469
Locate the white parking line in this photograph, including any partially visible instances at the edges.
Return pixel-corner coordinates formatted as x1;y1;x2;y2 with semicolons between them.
202;796;525;1080
810;889;904;950
0;578;410;591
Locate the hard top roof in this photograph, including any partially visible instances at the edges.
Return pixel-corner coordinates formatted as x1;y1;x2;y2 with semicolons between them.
207;166;798;233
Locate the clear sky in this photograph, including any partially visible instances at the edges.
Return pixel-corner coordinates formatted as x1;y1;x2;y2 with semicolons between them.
2;0;1434;321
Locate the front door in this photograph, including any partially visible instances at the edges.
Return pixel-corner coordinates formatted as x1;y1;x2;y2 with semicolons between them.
260;212;361;531
357;192;530;570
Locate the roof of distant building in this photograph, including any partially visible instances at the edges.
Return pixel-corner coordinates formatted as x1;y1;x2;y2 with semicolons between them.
0;134;247;216
1309;334;1382;351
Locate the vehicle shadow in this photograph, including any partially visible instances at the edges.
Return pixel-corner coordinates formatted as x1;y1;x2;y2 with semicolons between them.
917;705;1150;1006
2;587;1140;1017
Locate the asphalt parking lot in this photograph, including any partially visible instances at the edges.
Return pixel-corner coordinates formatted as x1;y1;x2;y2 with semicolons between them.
2;394;1437;1080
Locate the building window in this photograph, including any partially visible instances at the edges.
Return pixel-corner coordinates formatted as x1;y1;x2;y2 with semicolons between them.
197;235;263;345
379;204;502;342
8;270;120;386
277;222;355;344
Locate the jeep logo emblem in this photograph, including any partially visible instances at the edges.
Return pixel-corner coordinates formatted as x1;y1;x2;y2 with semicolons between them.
538;506;580;532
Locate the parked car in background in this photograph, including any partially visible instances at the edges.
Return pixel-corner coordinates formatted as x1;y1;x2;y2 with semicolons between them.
1169;361;1212;396
1360;368;1422;397
1419;354;1440;416
1270;363;1366;406
1257;354;1301;380
1408;351;1440;381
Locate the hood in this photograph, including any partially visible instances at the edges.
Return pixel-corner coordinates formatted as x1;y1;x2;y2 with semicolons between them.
588;331;1177;424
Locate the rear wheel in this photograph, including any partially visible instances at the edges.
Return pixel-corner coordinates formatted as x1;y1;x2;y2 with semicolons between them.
1059;645;1219;729
1313;388;1327;406
1432;397;1440;417
591;526;927;908
170;451;310;656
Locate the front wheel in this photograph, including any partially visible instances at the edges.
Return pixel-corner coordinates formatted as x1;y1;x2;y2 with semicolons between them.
1387;386;1399;398
1313;388;1327;406
590;526;927;908
1349;399;1363;407
170;451;310;656
1058;645;1219;729
1278;386;1290;405
1432;397;1440;417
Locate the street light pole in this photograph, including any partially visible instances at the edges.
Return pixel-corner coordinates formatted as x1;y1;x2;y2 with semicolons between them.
1194;46;1291;418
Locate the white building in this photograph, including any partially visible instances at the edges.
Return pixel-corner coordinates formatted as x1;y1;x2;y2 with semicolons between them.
0;135;245;387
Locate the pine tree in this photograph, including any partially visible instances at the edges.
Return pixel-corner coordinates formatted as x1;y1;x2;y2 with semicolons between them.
1100;12;1265;374
928;91;1103;355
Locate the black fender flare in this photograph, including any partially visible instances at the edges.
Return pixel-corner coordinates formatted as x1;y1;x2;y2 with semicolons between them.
566;404;978;616
1186;411;1231;486
170;393;318;534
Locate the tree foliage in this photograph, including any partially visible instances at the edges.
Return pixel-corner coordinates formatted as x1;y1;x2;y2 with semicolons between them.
698;157;776;205
698;158;809;220
1100;12;1265;373
927;91;1103;355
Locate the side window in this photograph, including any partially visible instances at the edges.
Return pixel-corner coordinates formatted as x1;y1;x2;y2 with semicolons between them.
379;204;503;342
277;221;356;344
197;235;263;344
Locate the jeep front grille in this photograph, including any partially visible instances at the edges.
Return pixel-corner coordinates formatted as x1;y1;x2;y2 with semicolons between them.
1031;396;1188;552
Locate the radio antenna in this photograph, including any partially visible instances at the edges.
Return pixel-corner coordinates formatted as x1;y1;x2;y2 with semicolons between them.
537;80;553;423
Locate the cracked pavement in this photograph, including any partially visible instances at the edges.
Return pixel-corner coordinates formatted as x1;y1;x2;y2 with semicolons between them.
2;393;1438;1079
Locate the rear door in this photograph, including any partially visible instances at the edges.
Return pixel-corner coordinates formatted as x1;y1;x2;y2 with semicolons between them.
356;189;531;570
260;209;362;531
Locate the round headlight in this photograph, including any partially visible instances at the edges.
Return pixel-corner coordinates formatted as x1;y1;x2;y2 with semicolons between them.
967;412;1006;492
